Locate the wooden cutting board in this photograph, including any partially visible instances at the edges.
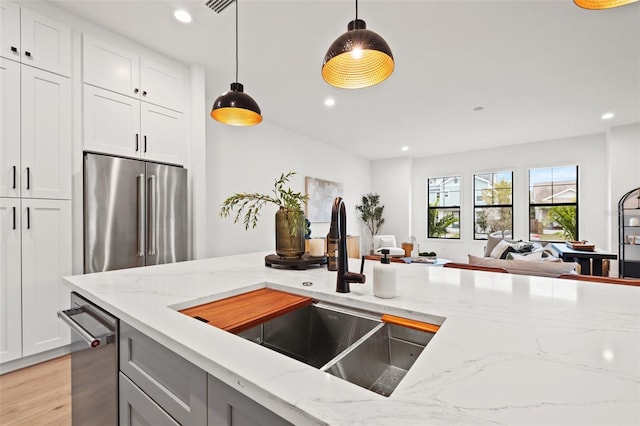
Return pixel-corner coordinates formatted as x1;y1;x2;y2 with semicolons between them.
179;288;313;334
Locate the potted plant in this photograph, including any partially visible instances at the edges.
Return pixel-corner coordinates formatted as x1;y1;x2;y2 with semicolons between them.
219;171;309;258
355;193;385;254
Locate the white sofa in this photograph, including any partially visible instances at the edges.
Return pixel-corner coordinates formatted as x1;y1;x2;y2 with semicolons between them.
474;234;579;277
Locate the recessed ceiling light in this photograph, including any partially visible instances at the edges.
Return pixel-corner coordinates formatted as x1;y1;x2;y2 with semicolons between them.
401;146;409;151
324;97;335;107
174;9;192;23
601;112;615;120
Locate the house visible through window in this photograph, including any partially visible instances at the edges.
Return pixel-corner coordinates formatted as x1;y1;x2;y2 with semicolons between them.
427;176;460;239
474;171;513;240
529;166;578;241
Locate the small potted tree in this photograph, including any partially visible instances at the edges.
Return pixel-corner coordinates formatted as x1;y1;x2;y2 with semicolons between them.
355;193;385;254
220;172;309;258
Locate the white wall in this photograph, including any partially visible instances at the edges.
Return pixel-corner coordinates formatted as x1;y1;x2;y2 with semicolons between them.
205;120;371;257
373;133;610;263
370;157;412;254
607;123;640;275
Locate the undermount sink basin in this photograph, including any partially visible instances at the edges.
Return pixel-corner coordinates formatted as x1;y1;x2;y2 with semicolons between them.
237;303;379;369
323;322;433;397
237;300;438;397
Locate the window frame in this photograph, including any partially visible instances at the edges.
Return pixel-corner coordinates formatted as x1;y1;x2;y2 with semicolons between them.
528;166;579;242
427;176;461;240
473;171;513;241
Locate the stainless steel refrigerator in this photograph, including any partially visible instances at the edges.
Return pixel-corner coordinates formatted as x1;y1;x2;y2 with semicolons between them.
84;152;188;273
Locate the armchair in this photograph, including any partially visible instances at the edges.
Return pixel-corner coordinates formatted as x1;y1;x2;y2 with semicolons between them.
372;235;405;256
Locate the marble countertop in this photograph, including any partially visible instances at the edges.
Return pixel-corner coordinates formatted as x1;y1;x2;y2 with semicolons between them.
63;252;640;425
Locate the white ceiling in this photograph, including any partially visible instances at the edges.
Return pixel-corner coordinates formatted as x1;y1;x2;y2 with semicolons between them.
48;0;640;161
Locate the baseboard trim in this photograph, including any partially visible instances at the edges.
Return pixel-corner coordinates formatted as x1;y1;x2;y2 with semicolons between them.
0;345;71;375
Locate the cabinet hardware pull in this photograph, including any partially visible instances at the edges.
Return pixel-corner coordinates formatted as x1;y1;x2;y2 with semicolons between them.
134;88;139;94
148;175;157;256
25;51;31;58
137;174;145;257
144;135;147;153
12;206;16;230
135;133;139;151
26;167;30;190
10;46;18;54
26;207;30;229
142;91;147;96
12;166;16;189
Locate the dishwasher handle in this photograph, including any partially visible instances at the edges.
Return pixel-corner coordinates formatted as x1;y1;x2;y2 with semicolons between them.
58;307;105;348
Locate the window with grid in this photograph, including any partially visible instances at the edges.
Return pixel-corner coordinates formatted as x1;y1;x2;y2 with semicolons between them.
427;176;460;239
474;171;513;240
529;166;578;242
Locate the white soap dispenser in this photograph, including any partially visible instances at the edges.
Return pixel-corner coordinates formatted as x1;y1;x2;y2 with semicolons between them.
373;249;397;299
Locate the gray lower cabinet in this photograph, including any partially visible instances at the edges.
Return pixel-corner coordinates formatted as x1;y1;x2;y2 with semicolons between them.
119;321;292;425
120;322;207;425
208;375;293;426
120;372;180;426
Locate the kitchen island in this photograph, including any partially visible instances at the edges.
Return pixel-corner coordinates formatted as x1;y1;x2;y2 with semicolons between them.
63;252;640;425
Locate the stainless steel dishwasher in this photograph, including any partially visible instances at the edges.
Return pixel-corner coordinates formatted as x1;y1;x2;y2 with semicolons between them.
58;292;118;425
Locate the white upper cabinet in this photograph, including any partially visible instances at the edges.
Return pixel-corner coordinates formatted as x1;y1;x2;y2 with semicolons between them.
0;2;71;77
140;58;186;113
84;84;141;158
84;85;185;165
0;1;21;62
83;34;140;99
20;7;71;77
20;66;71;199
141;103;186;166
0;58;21;198
83;35;186;112
0;60;71;199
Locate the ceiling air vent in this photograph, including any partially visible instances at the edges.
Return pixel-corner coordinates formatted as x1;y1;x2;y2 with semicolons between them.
205;0;234;13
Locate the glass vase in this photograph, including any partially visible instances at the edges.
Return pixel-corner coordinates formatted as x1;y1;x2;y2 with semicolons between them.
275;207;305;258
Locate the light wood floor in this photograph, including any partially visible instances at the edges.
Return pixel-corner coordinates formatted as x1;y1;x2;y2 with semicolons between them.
0;355;71;425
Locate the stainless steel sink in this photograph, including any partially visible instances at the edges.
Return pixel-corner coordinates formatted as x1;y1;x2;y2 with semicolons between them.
238;303;379;369
238;301;438;397
322;322;434;396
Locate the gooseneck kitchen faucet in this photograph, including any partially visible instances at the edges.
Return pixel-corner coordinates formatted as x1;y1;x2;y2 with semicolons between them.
329;197;366;293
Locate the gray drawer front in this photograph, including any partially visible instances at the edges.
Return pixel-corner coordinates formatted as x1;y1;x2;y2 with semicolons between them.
120;322;207;425
208;374;293;426
120;373;180;426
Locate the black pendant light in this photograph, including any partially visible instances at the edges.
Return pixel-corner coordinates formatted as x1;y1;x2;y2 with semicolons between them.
322;0;394;89
574;0;638;8
211;0;262;126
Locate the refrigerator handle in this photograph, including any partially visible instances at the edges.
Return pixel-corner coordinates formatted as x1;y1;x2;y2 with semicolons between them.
148;175;157;256
137;174;145;257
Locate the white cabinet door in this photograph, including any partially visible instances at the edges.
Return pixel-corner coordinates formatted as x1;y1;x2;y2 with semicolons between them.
84;84;142;159
19;7;71;77
141;103;185;165
0;198;22;363
0;58;21;198
0;1;20;62
140;58;185;112
83;34;140;99
21;198;71;357
21;66;71;199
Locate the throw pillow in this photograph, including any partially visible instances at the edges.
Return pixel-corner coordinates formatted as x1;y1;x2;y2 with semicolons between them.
506;251;543;262
489;239;517;259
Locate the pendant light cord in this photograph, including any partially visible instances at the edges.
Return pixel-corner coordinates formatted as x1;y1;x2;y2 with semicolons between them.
355;0;358;20
235;0;239;83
